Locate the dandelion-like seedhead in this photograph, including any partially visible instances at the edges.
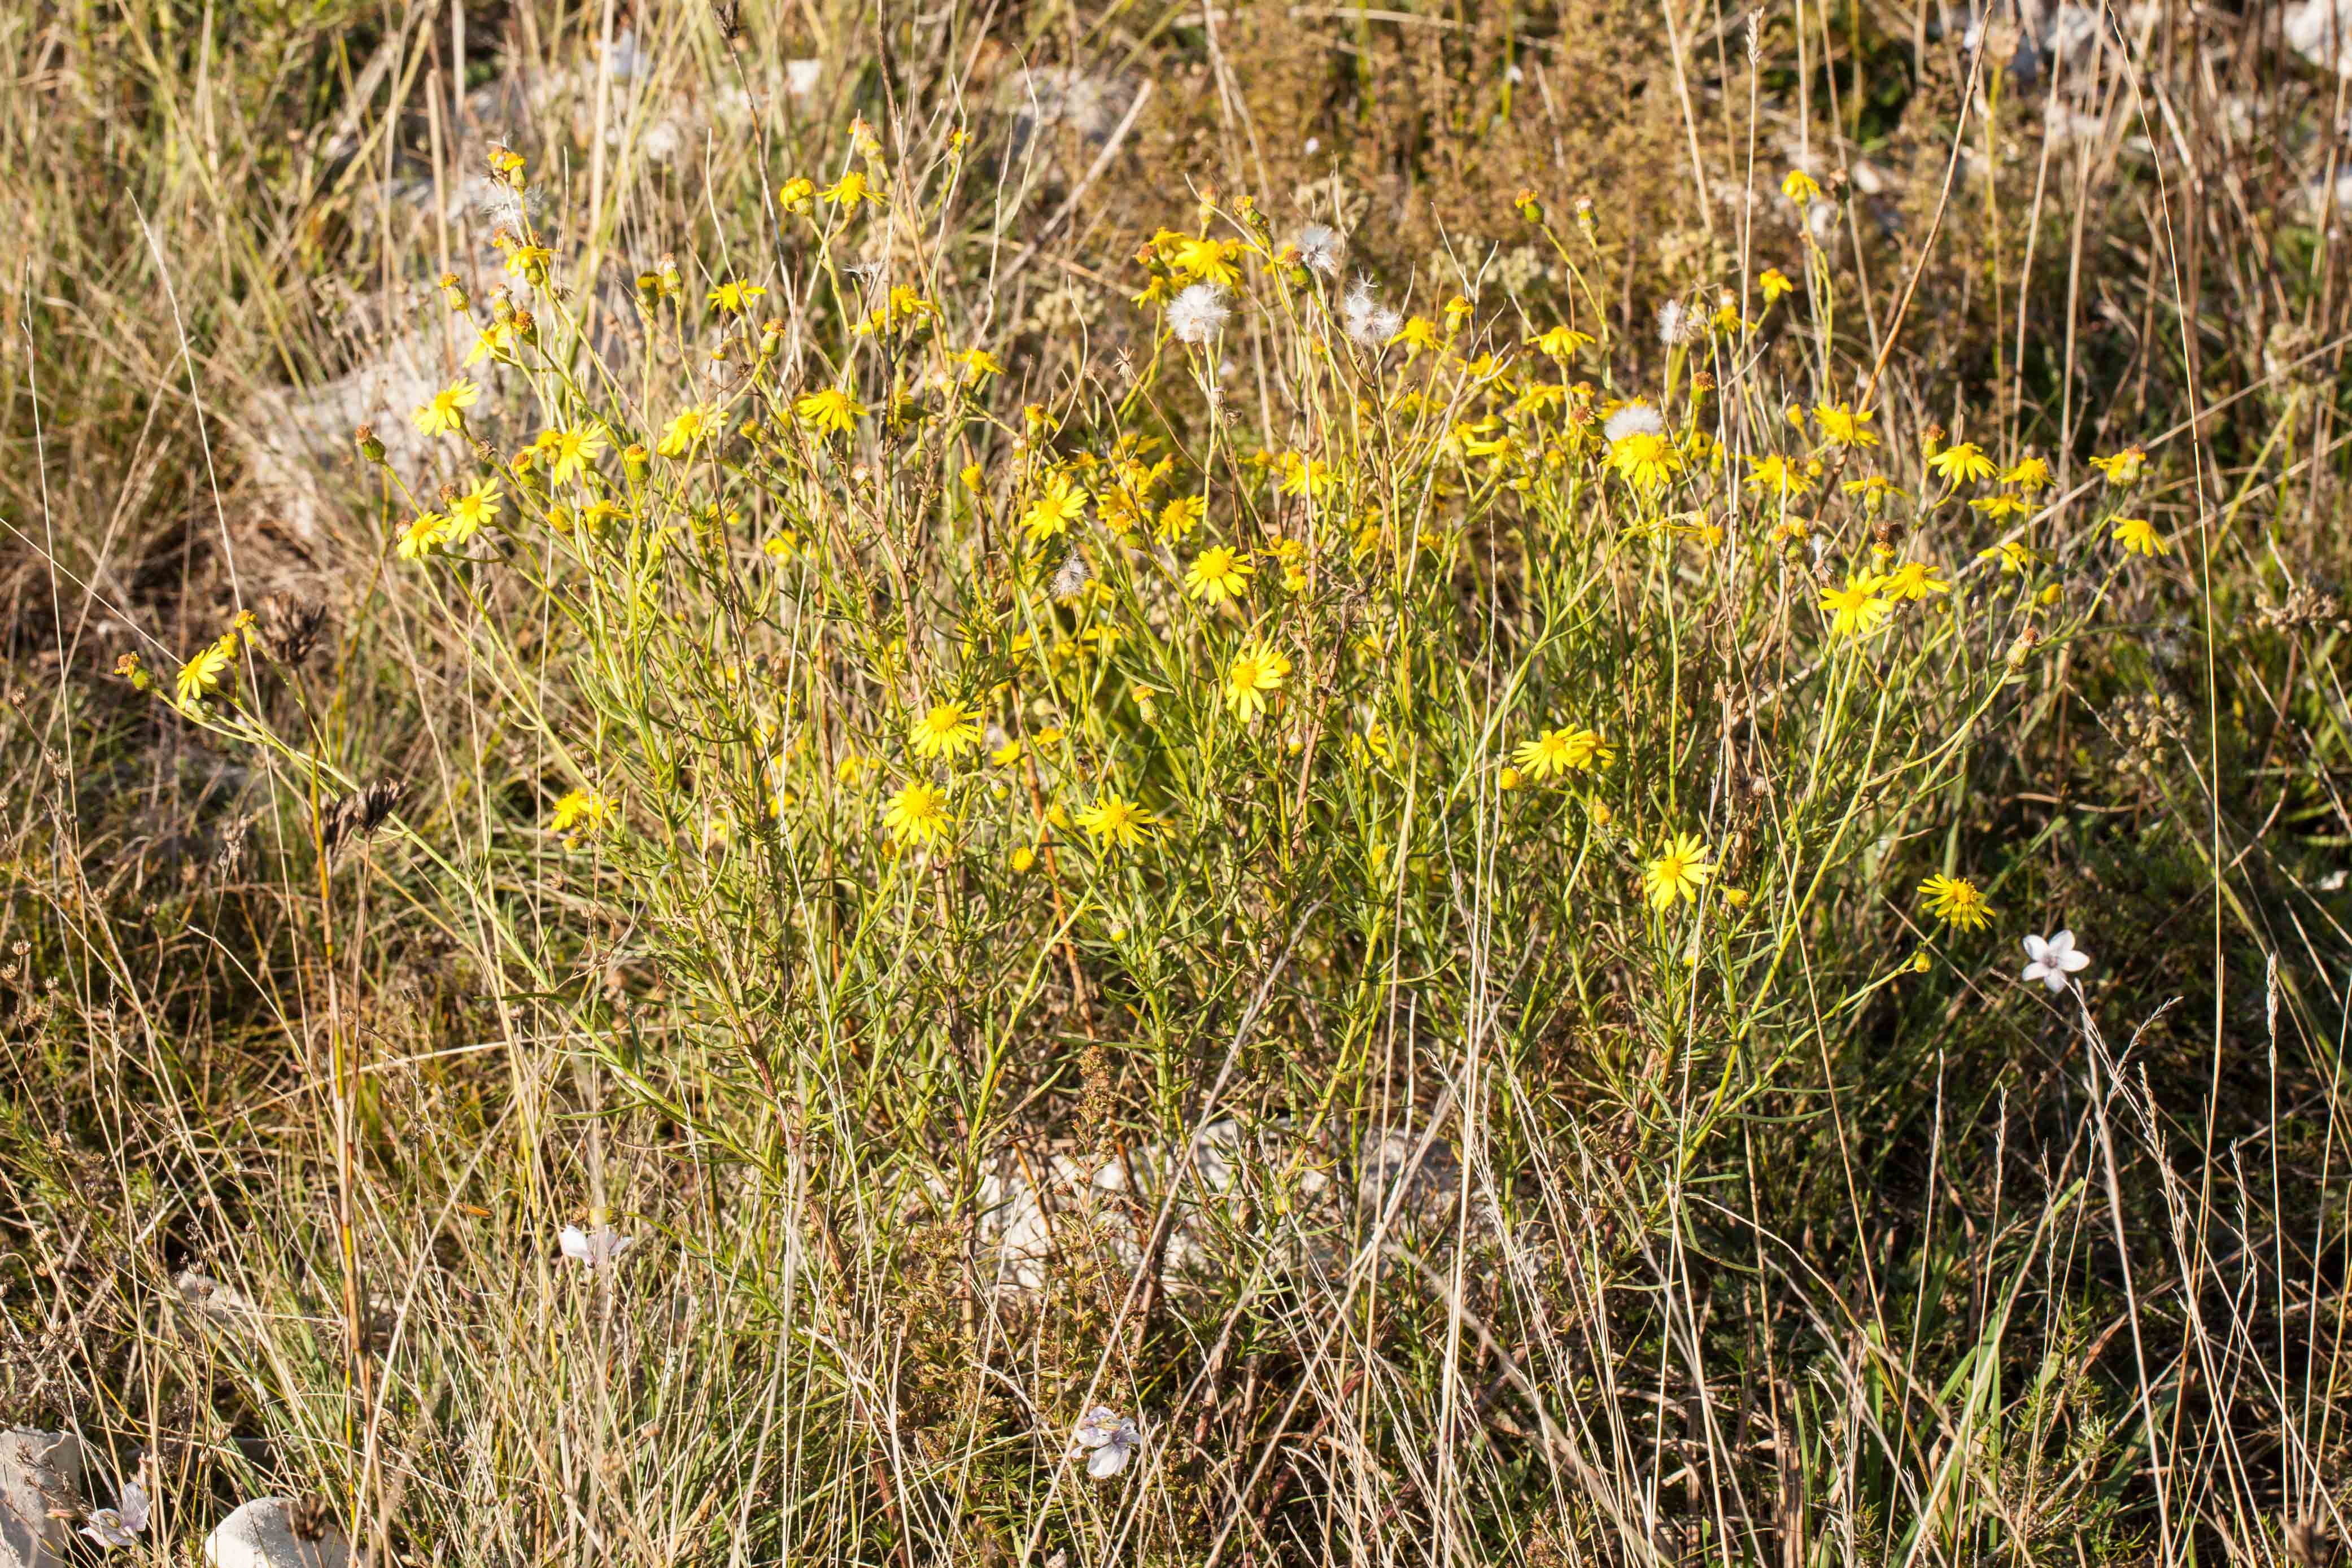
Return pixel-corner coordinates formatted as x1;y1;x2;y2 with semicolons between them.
1602;403;1665;443
1051;550;1093;600
1656;298;1693;347
1168;282;1230;344
1341;276;1403;348
1295;223;1346;277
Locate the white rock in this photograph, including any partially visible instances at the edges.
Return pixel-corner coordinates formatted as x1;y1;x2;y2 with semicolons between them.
2289;0;2352;75
203;1499;350;1568
0;1429;82;1568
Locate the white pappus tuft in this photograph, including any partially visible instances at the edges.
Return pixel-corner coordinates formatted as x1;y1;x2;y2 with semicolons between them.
1051;550;1093;600
1656;298;1692;347
1168;283;1231;344
1602;403;1665;444
1341;276;1402;348
1295;224;1346;277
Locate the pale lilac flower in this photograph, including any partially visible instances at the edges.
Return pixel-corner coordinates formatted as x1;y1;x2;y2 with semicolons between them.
560;1224;635;1270
1602;403;1665;443
2021;930;2091;993
1071;1406;1142;1479
81;1481;148;1550
1168;283;1230;344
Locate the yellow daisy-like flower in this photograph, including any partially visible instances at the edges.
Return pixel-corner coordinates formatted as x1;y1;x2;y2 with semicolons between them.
1758;267;1796;303
821;169;883;209
1276;453;1337;501
1511;726;1614;780
1781;169;1823;204
1221;644;1291;723
548;788;614;837
706;278;766;314
1879;560;1950;601
948;346;1005;382
1076;793;1159;851
1927;442;1996;484
2089;445;2147;487
796;386;865;436
1643;834;1716;912
174;635;235;705
2111;517;2171;557
1020;475;1090;546
1608;431;1682;495
1812;400;1878;449
1534;324;1595;359
540;425;607;486
1970;493;2029;521
1184;545;1254;605
1389;316;1443;355
443;479;501;544
2000;457;2053;492
462;320;517;368
412;378;480;437
883;781;952;845
1746;454;1815;499
657;404;718;458
1157;495;1206;543
1918;873;1993;931
1979;540;2036;574
1818;573;1893;637
907;700;983;761
1168;235;1241;286
396;509;450;560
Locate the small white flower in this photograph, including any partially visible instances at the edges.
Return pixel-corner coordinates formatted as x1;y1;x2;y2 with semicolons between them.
1071;1405;1143;1479
559;1223;635;1270
2020;930;2091;993
1295;223;1345;277
81;1482;148;1550
1168;283;1230;344
1602;403;1664;443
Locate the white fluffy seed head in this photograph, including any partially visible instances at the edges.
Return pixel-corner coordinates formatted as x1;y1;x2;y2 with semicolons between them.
1656;299;1691;347
1296;224;1346;276
1051;551;1092;599
1168;283;1231;344
1341;278;1400;347
1602;403;1665;443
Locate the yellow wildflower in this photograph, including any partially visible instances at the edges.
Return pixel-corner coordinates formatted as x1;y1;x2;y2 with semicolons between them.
1221;644;1290;723
1644;834;1716;911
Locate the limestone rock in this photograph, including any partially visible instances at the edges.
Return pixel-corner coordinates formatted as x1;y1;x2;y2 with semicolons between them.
0;1428;83;1568
202;1499;350;1568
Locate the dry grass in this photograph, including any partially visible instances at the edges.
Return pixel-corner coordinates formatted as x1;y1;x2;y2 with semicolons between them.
5;2;2352;1566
